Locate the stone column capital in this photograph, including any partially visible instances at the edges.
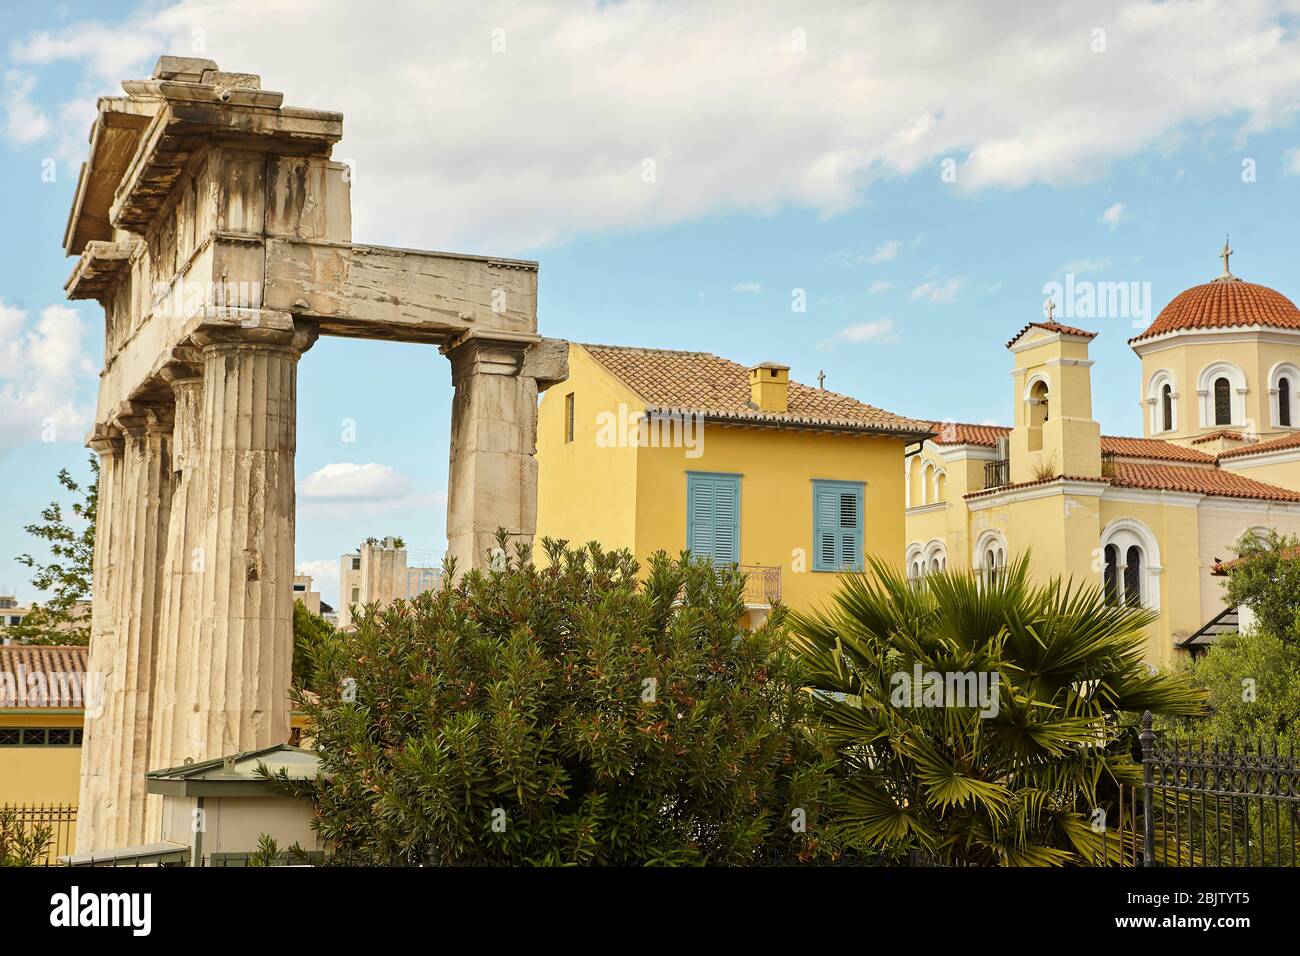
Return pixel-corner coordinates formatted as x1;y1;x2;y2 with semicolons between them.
190;314;318;355
443;332;535;383
85;423;124;456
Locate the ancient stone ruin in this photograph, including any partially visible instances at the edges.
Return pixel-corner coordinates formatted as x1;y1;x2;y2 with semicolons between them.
63;57;566;851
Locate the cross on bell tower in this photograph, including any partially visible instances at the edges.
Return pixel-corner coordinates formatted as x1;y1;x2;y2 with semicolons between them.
1044;299;1056;321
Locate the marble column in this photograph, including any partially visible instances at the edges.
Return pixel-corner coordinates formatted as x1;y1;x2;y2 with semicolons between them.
445;337;542;571
75;425;124;852
191;322;316;760
100;403;174;849
144;360;206;839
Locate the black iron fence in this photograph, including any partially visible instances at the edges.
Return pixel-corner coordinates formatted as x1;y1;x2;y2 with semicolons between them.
2;803;77;864
1136;711;1299;866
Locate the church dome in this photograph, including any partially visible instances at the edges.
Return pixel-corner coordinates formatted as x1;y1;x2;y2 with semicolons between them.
1130;245;1300;344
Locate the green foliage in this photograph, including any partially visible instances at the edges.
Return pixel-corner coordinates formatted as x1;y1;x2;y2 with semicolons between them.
292;599;333;690
0;808;51;867
245;834;311;867
1159;630;1300;741
790;554;1207;867
279;534;840;866
1223;529;1300;642
10;456;97;646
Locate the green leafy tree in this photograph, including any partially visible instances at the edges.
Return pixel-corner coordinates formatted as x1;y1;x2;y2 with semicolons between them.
1223;530;1300;642
10;456;97;646
1160;630;1300;741
276;535;840;866
0;808;51;867
292;599;333;690
790;555;1206;866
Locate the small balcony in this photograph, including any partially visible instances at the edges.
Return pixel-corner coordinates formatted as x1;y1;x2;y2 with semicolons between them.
739;564;782;607
983;458;1009;489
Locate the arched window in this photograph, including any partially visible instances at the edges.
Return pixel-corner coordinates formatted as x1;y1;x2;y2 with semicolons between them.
1099;519;1161;611
1103;544;1120;606
1124;545;1143;607
973;530;1007;589
1280;378;1292;428
1161;384;1173;433
1027;378;1049;452
1214;377;1232;426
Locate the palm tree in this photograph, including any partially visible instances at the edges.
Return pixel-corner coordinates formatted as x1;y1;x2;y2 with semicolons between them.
791;554;1206;866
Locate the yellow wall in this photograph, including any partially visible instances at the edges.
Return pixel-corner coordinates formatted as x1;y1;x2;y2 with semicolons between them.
632;426;908;611
536;345;644;554
0;712;83;806
1138;334;1300;445
535;344;909;612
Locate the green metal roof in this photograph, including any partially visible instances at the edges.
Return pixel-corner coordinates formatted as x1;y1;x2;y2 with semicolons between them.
145;743;321;797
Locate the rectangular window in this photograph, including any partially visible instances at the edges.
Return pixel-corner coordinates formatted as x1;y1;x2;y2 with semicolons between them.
686;472;741;564
351;588;360;603
564;392;575;443
813;480;865;572
351;557;360;571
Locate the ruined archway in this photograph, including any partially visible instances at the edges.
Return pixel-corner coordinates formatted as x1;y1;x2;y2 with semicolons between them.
63;57;566;851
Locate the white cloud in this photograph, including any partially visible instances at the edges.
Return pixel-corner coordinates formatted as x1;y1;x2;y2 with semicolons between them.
819;318;902;348
14;1;1300;250
868;240;901;264
298;462;411;501
910;278;962;304
1057;257;1112;275
2;71;50;143
295;558;341;608
869;280;892;294
731;282;762;293
1099;202;1126;229
0;301;95;454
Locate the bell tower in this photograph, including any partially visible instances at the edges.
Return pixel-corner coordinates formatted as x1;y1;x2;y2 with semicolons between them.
1007;309;1102;483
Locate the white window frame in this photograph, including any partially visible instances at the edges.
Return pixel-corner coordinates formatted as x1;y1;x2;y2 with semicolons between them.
1146;369;1178;434
1267;362;1300;429
1196;361;1247;428
1099;517;1162;611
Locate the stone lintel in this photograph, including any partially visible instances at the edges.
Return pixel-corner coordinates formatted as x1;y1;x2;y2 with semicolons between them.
264;240;538;343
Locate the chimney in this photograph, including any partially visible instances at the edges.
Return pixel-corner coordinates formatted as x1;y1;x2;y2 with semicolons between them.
749;362;790;413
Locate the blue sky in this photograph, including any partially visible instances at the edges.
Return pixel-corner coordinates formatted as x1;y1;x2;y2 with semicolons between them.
3;0;1300;605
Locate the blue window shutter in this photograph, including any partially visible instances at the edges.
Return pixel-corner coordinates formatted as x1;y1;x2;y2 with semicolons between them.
813;486;839;571
687;473;740;563
813;481;864;572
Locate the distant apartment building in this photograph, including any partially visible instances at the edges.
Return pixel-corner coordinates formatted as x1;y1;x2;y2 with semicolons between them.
337;537;443;629
291;575;323;616
0;596;91;644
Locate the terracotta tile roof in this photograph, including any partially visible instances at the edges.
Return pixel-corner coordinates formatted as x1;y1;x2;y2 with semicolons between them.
580;343;933;437
1191;430;1247;444
1130;278;1300;343
1217;430;1300;459
927;421;1010;447
1100;435;1216;463
0;644;89;708
1213;544;1300;574
965;462;1300;503
1005;321;1097;349
965;474;1106;499
1108;462;1300;501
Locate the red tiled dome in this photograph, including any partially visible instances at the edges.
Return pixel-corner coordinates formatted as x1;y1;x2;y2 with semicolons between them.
1131;278;1300;343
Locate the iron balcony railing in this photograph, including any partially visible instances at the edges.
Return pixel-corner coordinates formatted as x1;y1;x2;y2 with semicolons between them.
983;458;1010;489
739;564;781;607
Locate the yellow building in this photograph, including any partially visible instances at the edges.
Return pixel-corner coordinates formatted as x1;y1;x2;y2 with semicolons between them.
906;252;1300;666
536;343;933;618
